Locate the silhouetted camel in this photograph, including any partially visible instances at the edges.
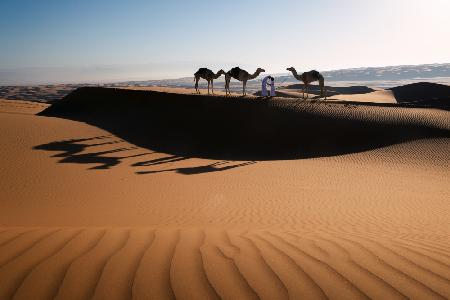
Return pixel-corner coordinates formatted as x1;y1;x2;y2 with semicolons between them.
287;67;326;99
225;67;265;96
194;68;226;94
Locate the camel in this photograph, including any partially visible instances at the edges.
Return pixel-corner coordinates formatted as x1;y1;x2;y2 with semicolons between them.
194;68;226;94
225;67;265;96
286;67;326;99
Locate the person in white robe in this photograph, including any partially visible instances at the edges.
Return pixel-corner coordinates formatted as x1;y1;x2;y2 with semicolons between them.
261;76;276;97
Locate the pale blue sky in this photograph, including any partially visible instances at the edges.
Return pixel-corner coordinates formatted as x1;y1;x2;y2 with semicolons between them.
1;0;449;83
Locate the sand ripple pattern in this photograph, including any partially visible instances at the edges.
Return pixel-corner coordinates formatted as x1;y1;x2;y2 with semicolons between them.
0;228;449;300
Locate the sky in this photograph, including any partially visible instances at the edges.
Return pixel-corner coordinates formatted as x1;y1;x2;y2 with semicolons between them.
1;0;450;84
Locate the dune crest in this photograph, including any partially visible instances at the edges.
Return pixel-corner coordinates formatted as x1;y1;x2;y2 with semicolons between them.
39;87;449;161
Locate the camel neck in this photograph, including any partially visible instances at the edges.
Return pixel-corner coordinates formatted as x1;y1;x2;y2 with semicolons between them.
249;71;261;80
291;69;300;79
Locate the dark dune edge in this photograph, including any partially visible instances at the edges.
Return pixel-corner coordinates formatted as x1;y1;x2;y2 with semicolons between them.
389;82;450;108
39;87;450;160
277;82;450;110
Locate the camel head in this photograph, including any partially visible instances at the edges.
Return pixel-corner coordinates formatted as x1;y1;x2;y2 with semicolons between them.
217;69;226;76
256;68;266;73
286;67;296;73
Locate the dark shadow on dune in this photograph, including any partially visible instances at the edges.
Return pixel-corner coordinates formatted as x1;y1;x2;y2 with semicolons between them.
132;155;189;167
279;84;375;97
137;161;257;175
34;135;255;174
389;82;450;110
33;136;151;170
37;87;450;164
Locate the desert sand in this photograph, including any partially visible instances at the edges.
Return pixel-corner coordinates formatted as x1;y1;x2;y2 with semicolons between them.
0;85;449;299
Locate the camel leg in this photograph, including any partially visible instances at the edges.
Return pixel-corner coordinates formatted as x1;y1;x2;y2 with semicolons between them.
319;78;325;98
243;80;246;96
207;81;210;94
225;77;229;95
211;80;214;94
195;77;199;93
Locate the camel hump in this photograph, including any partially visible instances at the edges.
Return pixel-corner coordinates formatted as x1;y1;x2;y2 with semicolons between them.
229;67;242;78
310;70;322;79
195;68;211;75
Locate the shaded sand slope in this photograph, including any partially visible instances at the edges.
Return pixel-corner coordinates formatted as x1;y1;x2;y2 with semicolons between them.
278;82;450;109
279;84;375;96
1;91;449;299
329;90;397;104
389;82;450;108
40;87;449;160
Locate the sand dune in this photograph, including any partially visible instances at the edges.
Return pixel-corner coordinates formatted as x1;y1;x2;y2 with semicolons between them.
1;87;449;299
1;228;449;299
0;98;50;115
0;85;80;103
276;82;450;109
38;87;449;160
389;82;450;109
329;90;397;104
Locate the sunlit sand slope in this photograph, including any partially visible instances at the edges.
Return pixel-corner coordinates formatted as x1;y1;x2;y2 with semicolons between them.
0;88;449;299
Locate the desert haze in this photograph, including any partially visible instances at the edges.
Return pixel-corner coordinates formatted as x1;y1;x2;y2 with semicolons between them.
0;79;449;299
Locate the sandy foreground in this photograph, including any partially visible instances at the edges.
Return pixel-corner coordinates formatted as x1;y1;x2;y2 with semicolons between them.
0;86;449;299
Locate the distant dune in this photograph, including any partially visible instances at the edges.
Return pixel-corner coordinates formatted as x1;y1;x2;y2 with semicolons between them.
279;84;375;95
1;86;449;299
389;82;450;108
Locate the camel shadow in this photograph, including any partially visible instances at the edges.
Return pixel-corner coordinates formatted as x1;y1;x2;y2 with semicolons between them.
34;136;256;174
33;136;150;170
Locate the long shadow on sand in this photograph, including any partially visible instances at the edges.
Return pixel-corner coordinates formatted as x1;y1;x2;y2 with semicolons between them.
36;87;450;172
33;136;151;170
136;161;257;175
34;135;256;174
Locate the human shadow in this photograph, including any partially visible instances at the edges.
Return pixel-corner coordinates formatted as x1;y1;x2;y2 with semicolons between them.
38;87;450;163
132;155;189;167
137;161;257;175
